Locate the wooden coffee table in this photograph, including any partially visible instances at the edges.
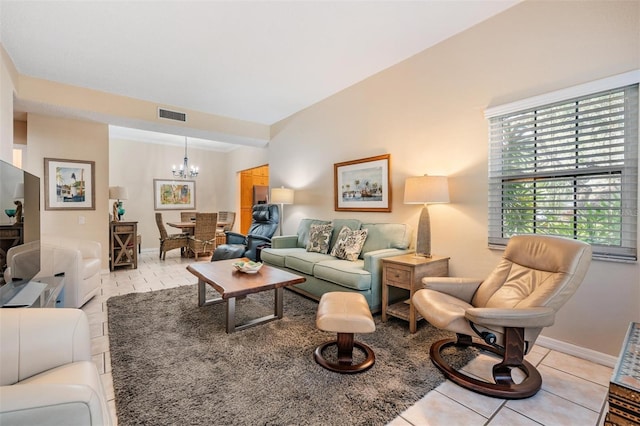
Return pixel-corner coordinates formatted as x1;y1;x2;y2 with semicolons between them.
187;258;306;333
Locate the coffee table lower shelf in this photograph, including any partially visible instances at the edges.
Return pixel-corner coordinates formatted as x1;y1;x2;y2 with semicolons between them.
198;282;285;333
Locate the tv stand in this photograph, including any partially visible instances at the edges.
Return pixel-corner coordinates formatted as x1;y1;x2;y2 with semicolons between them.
1;276;64;308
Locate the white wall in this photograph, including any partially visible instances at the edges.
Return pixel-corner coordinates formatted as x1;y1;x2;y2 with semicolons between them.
109;138;236;251
268;0;640;356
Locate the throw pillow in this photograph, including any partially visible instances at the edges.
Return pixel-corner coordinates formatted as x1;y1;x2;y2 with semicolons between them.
306;224;333;254
330;226;369;261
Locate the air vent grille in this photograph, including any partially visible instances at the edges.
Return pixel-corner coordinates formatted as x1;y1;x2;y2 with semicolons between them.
158;108;187;122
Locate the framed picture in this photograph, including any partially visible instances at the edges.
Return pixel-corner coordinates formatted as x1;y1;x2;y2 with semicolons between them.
334;154;391;212
44;158;95;210
153;179;196;210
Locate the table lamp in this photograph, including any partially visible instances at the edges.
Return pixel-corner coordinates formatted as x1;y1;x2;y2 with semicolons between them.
404;175;449;257
13;182;24;223
109;186;129;222
270;186;294;236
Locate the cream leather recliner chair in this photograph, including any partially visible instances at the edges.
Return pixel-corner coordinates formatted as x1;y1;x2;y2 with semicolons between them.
413;234;592;399
6;235;102;308
0;308;111;425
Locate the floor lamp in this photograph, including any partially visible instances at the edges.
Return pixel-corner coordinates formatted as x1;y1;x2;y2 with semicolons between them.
270;186;294;236
403;175;449;257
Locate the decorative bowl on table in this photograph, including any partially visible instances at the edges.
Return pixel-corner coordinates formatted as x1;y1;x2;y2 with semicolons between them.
5;209;16;218
232;260;263;274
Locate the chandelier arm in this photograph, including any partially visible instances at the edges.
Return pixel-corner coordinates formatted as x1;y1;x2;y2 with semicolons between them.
171;136;198;178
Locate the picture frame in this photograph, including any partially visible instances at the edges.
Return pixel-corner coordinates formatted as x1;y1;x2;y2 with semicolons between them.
153;179;196;210
334;154;391;212
44;158;95;210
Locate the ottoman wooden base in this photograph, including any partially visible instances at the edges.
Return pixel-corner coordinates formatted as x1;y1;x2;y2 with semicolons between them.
314;292;376;374
314;332;375;374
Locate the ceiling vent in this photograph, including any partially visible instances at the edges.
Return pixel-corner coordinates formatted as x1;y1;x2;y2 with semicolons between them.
158;108;187;122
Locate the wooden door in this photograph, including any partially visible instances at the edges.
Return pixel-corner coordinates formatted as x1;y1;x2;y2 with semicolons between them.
239;165;269;234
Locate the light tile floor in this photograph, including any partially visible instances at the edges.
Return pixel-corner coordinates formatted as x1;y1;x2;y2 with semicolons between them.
84;250;613;426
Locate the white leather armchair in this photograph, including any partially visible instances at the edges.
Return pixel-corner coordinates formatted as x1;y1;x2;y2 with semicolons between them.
0;308;111;425
7;236;102;308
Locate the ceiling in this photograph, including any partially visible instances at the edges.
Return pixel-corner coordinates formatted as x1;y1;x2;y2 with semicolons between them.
1;0;520;149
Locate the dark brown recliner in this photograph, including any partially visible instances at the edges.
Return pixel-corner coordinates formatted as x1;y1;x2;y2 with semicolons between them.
413;234;592;399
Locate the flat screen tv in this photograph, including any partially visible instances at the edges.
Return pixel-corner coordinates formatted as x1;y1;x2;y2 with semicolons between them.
0;159;41;304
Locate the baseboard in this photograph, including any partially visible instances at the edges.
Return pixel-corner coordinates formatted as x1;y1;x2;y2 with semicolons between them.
536;335;618;368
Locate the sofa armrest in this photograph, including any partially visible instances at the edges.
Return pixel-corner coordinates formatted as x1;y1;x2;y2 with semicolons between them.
422;277;483;304
465;307;556;328
363;248;412;311
0;380;111;426
363;248;412;273
0;309;91;385
270;235;298;249
76;240;101;259
42;235;101;260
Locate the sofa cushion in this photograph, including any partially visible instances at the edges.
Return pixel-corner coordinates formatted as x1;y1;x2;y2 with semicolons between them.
306;224;333;254
295;219;332;249
329;219;362;250
314;259;371;291
260;248;306;268
330;226;368;261
360;223;412;254
285;251;335;275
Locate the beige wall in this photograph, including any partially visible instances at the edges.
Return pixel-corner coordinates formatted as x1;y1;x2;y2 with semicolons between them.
0;45;18;162
269;0;640;356
224;145;270;223
25;114;110;267
109;138;236;250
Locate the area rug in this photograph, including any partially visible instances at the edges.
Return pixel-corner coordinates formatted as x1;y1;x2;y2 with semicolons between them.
107;285;476;425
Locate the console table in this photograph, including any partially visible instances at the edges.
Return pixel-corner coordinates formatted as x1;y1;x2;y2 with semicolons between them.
110;221;138;271
1;275;65;308
0;223;23;272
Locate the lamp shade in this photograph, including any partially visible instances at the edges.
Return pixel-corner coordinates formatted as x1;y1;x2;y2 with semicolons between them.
271;187;294;205
13;183;24;199
109;186;129;200
404;175;449;204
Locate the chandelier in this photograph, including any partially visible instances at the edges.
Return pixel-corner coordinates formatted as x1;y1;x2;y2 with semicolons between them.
172;137;199;178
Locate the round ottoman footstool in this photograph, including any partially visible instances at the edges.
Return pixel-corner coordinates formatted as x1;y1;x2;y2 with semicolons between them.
314;292;376;374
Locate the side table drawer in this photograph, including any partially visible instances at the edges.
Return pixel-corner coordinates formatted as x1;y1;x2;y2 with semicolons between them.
385;265;412;287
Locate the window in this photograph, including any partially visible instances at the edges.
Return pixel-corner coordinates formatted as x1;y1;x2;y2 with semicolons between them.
486;74;638;261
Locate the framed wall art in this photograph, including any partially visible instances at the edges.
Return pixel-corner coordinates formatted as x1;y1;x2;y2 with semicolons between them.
44;158;95;210
334;154;391;212
153;179;196;210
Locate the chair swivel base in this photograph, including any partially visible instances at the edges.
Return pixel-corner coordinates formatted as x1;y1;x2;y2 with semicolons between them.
430;337;542;399
314;332;375;374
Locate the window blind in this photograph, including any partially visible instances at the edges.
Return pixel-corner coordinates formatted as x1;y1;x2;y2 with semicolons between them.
487;83;638;261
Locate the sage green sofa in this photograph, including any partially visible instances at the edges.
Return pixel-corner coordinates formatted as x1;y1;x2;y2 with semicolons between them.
260;218;413;312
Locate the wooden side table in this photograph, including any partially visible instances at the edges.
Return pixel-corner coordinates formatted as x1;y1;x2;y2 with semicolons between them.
381;254;449;333
110;221;138;271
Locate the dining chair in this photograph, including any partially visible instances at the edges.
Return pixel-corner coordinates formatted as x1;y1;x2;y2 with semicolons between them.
155;212;188;260
216;211;236;245
188;212;218;260
181;211;196;222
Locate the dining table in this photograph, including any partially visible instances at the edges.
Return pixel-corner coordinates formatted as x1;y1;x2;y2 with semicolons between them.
167;221;196;235
167;220;232;236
